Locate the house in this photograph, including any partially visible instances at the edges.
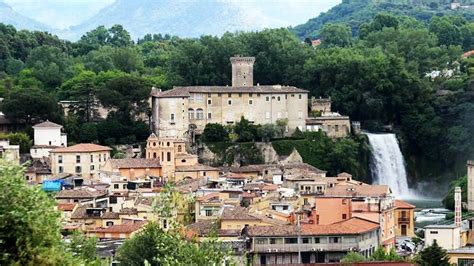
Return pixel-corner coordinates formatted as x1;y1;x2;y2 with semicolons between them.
306;97;351;138
448;246;474;265
394;200;415;237
50;143;111;179
0;139;19;164
151;56;309;137
55;187;108;207
247;217;380;264
220;205;289;231
24;158;52;183
86;220;147;239
425;224;461;250
30;121;67;159
102;158;162;180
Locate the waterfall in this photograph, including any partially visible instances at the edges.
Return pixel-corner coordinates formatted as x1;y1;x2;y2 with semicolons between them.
366;133;412;197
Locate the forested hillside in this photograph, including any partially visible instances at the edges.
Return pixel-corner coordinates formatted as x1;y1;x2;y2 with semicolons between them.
0;12;472;185
292;0;474;39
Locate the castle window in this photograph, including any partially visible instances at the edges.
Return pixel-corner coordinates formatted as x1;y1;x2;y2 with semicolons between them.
196;108;204;120
181;159;186;163
76;155;81;163
277;96;281;101
167;142;170;146
299;94;302;99
188;108;195;120
58;155;63;164
265;96;270;102
167;152;171;162
90;165;95;171
99;154;102;162
248;99;253;105
90;155;93;163
178;145;182;152
249;93;253;97
208;112;212;119
207;99;212;105
59;166;63;173
153;152;157;159
291;94;295;97
228;100;232;106
153;142;156;147
170;113;175;122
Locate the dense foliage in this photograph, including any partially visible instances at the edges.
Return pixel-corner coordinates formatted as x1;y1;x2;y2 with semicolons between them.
443;175;467;209
0;11;472;183
414;241;450;266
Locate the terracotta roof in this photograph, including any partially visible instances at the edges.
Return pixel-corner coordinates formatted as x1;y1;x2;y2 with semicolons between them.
248;217;379;237
33;120;62;128
243;183;278;191
175;164;218;172
395;200;416;209
55;188;107;199
225;163;326;175
197;192;220;202
152;85;308;98
323;185;391;198
51;143;111;153
109;158;161;169
186;220;241;238
101;212;120;219
222;206;260;221
88;221;147;234
57;203;77;211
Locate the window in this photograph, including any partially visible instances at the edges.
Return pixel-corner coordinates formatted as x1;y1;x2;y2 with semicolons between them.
430;231;439;234
76;155;81;163
291;94;295;97
284;238;297;244
75;166;82;173
90;165;95;171
153;152;157;159
248;99;253;105
59;166;63;173
228;100;232;105
205;210;213;217
90;155;93;163
270;238;277;244
181;159;186;163
167;142;170;146
342;214;347;219
302;238;311;244
239;93;242;97
106;221;114;226
195;93;203;102
299;94;302;99
256;238;267;245
228;93;232;97
314;237;320;243
208;112;212;119
196;108;204;120
110;196;117;204
202;171;207;176
330;237;340;243
123;184;127;189
99;154;102;162
265;96;270;102
58;155;63;164
277;96;281;101
207;99;212;105
282;205;289;210
249;93;253;97
114;184;119;189
163;219;168;229
335;125;339;132
167;152;171;162
170;113;175;122
178;145;182;152
303;198;309;205
188;108;195;120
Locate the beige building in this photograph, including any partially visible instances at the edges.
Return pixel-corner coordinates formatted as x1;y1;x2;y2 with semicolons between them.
394;200;416;237
151;56;309;137
468;160;474;211
306;97;351;138
425;224;461;250
50;143;111;179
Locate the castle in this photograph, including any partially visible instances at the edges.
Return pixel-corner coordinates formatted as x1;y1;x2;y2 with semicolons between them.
150;56;309;138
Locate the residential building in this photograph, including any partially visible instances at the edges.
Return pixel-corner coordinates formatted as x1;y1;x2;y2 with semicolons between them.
50;143;111;179
448;246;474;265
86;220;147;240
24;158;51;183
55;187;108;207
102;158;162;180
425;224;461;250
0;139;20;164
394;200;415;237
306;97;351;138
30;121;67;159
247;217;380;264
151;56;309;137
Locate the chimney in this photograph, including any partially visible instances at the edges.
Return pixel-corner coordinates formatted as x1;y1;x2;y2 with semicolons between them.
468;161;474;211
455;186;462;227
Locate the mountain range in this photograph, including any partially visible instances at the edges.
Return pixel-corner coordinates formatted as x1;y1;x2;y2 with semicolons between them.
0;1;51;32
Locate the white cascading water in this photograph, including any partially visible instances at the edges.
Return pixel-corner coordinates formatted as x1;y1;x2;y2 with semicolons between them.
366;133;411;197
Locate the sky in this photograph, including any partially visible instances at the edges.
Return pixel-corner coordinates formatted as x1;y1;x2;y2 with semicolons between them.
4;0;341;29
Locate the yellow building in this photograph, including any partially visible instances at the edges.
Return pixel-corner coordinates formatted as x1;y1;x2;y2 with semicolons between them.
50;143;111;179
394;200;416;237
448;247;474;265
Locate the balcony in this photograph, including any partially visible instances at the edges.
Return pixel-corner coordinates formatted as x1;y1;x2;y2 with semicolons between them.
253;242;358;253
398;217;411;224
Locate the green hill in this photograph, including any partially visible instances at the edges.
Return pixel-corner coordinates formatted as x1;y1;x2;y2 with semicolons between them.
292;0;474;39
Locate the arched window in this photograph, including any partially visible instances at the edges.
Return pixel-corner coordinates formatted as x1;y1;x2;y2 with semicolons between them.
188;108;195;120
178;145;182;152
153;152;157;159
196;108;204;120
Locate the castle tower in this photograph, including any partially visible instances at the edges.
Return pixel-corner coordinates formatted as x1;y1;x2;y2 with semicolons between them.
468;161;474;211
230;56;255;87
455;186;462;227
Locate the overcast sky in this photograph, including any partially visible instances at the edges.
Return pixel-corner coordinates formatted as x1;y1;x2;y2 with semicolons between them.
4;0;341;29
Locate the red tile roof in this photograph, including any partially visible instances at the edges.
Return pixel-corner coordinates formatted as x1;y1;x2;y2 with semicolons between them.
57;203;77;211
324;185;391;197
51;143;111;153
394;200;416;209
109;158;161;169
33;120;62;128
88;221;147;234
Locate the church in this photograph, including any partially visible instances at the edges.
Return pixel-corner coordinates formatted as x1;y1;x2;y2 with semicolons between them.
150;56;309;138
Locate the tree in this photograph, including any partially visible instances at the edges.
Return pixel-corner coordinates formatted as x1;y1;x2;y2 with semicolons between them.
370;246;388;261
341;251;366;263
275;118;288;138
318;23;352;48
234;116;257;142
415;241;450;266
4;132;32;153
257;124;277;142
67;231;99;264
202;123;228;142
2;87;61;125
0;160;77;264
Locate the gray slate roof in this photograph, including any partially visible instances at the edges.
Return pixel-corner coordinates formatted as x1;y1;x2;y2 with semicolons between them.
152;85;308;98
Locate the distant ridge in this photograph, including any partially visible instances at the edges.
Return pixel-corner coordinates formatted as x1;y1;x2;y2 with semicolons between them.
0;1;51;32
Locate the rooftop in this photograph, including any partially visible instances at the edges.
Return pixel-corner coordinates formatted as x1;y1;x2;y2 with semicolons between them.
394;200;416;209
175;164;218;172
109;158;161;169
448;246;474;254
87;221;147;234
56;188;107;199
51;143;112;153
323;184;391;198
151;85;308;98
425;224;459;229
33;120;62;128
57;203;77;211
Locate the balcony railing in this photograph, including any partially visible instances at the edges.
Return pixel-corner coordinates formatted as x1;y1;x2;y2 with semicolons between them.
398;217;411;224
253;242;358;253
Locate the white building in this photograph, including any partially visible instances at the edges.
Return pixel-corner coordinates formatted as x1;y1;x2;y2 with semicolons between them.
0;139;20;164
425;224;461;250
30;121;67;159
